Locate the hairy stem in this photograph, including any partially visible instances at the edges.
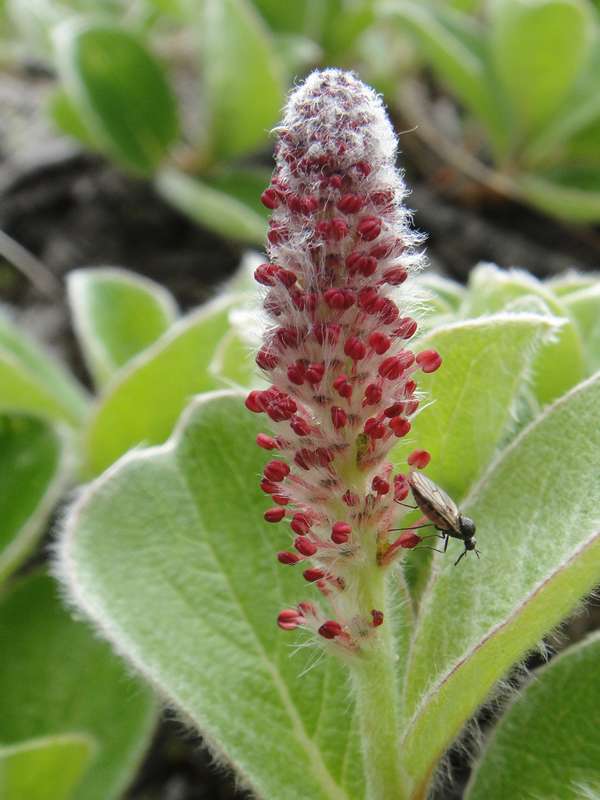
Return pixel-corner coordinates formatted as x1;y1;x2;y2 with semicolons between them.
351;569;408;800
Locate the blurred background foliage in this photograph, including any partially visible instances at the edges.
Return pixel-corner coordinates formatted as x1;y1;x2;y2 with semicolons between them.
3;0;600;245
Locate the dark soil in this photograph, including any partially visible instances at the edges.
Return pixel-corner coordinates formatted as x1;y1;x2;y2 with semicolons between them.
2;72;600;800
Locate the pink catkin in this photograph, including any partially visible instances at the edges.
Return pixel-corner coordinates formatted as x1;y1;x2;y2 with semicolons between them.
247;69;441;652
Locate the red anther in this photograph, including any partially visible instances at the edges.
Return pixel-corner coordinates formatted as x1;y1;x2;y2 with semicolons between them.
298;600;317;617
372;476;390;495
303;568;325;582
343;490;360;507
256;348;278;370
330;218;349;240
263;294;283;317
254;263;279;286
276;327;302;349
261;188;280;209
264;460;290;482
389;417;411;437
277;608;303;630
331;406;348;429
394;474;409;501
379;356;404;380
265;507;286;523
358;287;379;311
384;403;403;418
268;225;287;245
245;390;264;413
324;288;355;310
315;447;334;466
329;174;343;189
278;551;300;564
319;620;343;639
295;536;318;556
383;267;408;286
416;349;442;373
337;193;364;214
371;609;384;627
357;215;382;241
408;449;431;469
370;189;394;208
291;513;312;535
316;220;331;239
364;417;386;439
290;415;311;436
305;362;325;384
277;268;297;288
260;479;278;495
294;451;310;470
371;239;401;259
313;323;341;346
272;494;290;505
404;379;417;396
355;161;371;177
287;194;304;213
404;399;419;415
256;433;278;450
368;332;391;354
332;521;352;543
358;255;378;277
264;394;297;422
377;298;399;324
345;251;362;273
394;317;418;339
344;336;366;361
364;383;382;405
302;195;319;214
333;375;353;399
287;363;305;385
397;531;422;549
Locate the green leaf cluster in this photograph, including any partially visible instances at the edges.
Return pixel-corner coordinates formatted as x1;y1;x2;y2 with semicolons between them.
8;258;589;799
384;0;600;222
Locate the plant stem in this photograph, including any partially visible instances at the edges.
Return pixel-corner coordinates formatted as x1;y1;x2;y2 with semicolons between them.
351;568;408;800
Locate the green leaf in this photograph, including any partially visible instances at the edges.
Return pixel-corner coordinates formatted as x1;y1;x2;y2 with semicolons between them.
383;2;508;155
67;267;178;389
58;392;365;800
84;296;239;476
47;88;99;149
0;574;156;800
517;169;600;222
0;734;95;800
399;373;600;796
0;415;69;584
466;633;600;800
393;313;560;500
562;285;600;372
203;166;272;223
546;270;600;296
197;0;285;161
414;273;466;310
53;21;180;175
155;168;268;244
209;329;257;389
488;0;592;145
0;309;88;426
463;264;586;404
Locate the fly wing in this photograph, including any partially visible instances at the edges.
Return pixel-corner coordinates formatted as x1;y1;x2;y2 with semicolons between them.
408;471;461;532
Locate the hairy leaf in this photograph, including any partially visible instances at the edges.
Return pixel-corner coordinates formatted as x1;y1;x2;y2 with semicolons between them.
0;574;156;800
399;374;600;796
562;284;600;372
156;168;267;244
53;21;179;174
0;310;87;426
0;734;95;800
0;415;69;583
68;267;178;389
198;0;284;160
467;633;600;800
84;296;241;475
58;392;365;800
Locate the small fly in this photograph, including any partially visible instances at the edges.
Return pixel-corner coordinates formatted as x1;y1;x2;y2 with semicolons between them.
402;472;480;565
